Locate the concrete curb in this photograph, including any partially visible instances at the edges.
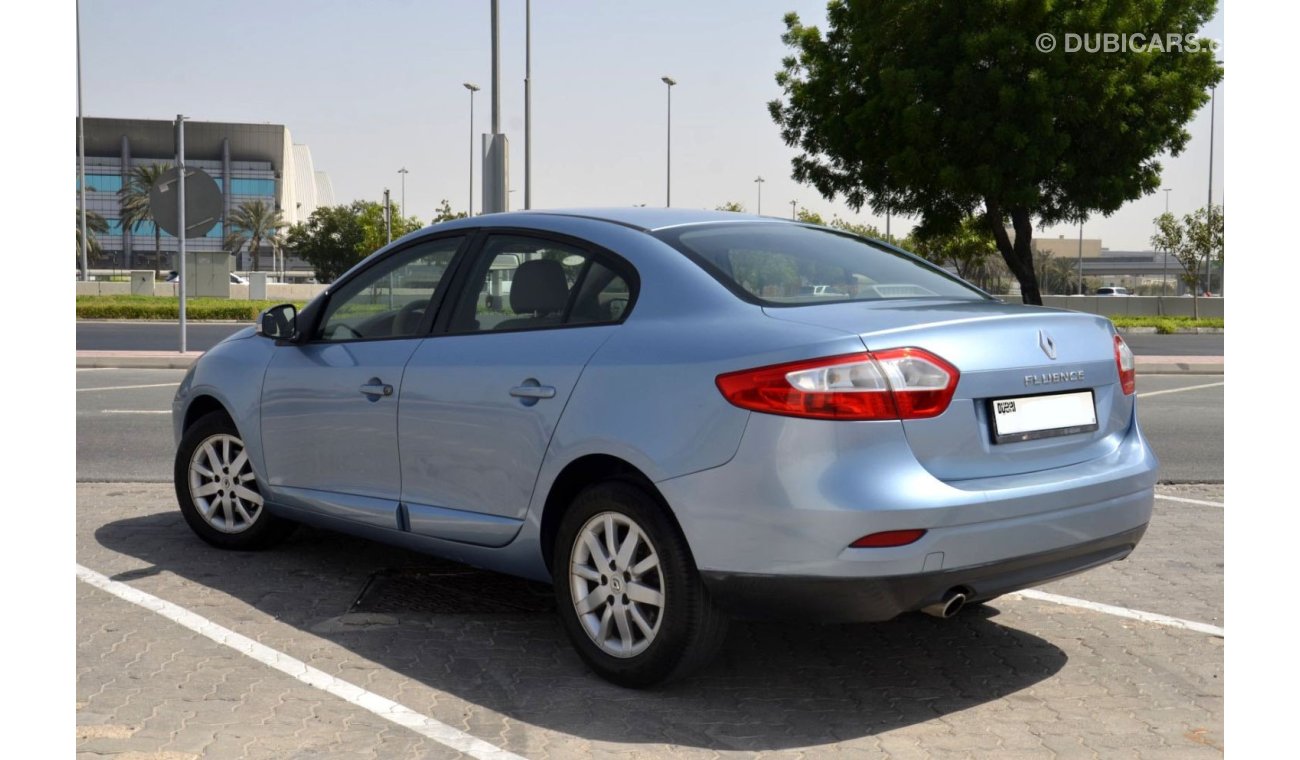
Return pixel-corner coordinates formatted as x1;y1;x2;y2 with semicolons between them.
77;318;251;324
77;351;203;369
1116;326;1224;335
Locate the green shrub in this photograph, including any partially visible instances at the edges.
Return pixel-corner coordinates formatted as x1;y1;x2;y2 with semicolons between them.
1109;316;1224;332
76;296;306;321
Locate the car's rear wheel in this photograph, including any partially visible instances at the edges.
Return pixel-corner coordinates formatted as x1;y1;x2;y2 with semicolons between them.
174;411;293;549
552;481;728;687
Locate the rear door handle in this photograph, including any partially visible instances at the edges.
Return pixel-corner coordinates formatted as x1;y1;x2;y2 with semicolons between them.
509;384;556;400
359;380;394;397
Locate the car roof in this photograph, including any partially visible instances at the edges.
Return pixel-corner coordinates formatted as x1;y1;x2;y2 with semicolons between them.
434;207;792;233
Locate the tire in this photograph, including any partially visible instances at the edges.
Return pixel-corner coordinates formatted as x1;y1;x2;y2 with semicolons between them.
174;411;294;550
552;480;728;688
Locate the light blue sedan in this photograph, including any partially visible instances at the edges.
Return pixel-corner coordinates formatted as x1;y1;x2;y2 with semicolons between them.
172;208;1156;687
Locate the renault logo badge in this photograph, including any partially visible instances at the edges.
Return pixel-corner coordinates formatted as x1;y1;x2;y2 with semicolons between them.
1039;330;1057;360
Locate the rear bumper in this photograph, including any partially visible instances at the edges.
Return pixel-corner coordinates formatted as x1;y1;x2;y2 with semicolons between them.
701;524;1146;622
657;404;1157;609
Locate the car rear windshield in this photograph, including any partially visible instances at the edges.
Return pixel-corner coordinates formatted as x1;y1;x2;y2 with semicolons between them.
654;223;989;306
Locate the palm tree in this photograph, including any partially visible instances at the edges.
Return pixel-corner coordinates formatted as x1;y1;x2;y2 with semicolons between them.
225;199;287;273
118;163;172;279
76;209;110;270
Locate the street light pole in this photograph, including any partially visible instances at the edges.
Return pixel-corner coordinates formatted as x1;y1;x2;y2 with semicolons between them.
1205;83;1216;296
77;0;89;282
176;114;187;354
1077;221;1084;296
662;76;675;206
464;83;480;216
524;0;532;210
790;200;797;220
754;176;764;215
1170;185;1180;297
397;167;408;218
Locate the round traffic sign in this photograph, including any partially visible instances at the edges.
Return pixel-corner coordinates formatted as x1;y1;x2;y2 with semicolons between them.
149;167;224;239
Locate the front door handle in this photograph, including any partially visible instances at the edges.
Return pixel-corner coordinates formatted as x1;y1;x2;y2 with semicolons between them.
509;384;557;400
359;379;394;398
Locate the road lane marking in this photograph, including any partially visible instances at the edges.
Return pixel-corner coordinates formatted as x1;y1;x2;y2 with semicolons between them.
1155;494;1224;508
99;410;171;415
1137;381;1224;398
1014;589;1224;637
76;565;527;760
77;382;180;393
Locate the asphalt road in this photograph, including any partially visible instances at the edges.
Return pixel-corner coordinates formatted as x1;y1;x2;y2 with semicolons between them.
78;321;251;352
77;368;1224;483
1120;332;1224;356
77;320;1225;356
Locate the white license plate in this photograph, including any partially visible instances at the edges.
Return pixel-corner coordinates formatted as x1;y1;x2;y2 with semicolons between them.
991;390;1098;443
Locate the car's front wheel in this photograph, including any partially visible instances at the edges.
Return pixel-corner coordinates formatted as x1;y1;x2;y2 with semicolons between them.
552;481;728;687
174;411;293;549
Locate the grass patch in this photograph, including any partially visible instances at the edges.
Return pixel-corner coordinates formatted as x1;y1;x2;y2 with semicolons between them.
1110;316;1224;334
77;295;307;321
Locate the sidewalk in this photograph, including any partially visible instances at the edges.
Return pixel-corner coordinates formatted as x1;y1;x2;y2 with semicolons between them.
78;350;1225;374
1134;355;1225;375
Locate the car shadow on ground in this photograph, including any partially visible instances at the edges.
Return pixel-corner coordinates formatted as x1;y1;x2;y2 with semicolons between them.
95;511;1068;752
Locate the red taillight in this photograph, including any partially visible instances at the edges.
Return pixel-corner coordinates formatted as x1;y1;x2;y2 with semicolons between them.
850;529;927;548
1114;335;1136;395
715;348;959;421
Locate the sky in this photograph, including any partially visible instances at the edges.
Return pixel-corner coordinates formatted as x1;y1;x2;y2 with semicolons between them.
79;0;1224;251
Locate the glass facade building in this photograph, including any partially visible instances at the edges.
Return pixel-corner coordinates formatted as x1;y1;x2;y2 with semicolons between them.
77;117;333;272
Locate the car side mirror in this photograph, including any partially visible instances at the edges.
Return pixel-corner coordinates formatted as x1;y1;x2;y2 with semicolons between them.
257;303;298;341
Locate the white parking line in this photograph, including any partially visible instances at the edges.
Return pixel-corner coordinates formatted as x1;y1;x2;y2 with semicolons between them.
1155;494;1224;508
1014;589;1224;637
76;565;527;760
77;382;180;393
1137;381;1224;398
99;410;171;415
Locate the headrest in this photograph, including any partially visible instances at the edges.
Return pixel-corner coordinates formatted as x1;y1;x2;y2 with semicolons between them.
510;259;569;314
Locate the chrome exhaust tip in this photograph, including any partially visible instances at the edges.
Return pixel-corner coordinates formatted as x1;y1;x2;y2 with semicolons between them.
922;590;967;619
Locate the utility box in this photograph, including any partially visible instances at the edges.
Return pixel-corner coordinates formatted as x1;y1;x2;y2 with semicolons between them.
248;272;268;301
184;252;231;298
129;270;153;296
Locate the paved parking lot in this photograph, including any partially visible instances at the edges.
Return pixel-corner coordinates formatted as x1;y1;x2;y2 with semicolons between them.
76;368;1224;758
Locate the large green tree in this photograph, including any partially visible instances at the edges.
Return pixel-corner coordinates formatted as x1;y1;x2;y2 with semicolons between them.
283;204;367;283
357;199;422;256
769;0;1221;304
225;199;287;273
908;216;999;284
283;200;422;283
118;163;172;279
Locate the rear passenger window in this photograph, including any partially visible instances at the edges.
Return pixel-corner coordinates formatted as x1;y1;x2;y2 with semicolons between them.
446;236;633;333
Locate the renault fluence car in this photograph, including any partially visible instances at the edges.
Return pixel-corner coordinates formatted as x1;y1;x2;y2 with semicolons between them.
172;208;1156;687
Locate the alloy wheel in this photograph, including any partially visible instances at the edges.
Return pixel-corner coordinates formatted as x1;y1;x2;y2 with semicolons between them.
569;511;665;658
187;433;263;534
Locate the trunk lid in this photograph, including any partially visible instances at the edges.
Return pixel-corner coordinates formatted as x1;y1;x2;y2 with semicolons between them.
763;299;1132;480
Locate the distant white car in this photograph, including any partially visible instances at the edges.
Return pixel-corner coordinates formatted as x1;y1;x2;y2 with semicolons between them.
1096;286;1130;296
